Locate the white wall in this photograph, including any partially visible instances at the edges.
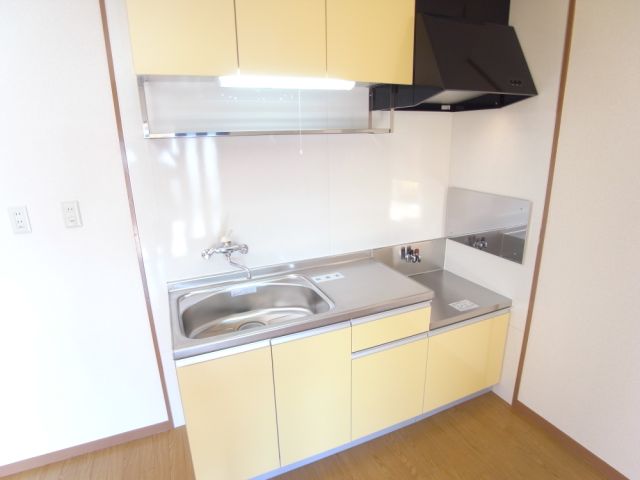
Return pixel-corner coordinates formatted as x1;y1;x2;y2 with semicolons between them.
0;0;167;468
444;0;570;402
105;0;452;425
518;1;640;478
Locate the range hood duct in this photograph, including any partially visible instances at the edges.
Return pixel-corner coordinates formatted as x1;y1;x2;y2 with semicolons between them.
373;14;537;112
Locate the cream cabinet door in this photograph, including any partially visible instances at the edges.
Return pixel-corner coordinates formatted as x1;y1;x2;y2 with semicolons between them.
176;344;280;480
327;0;415;84
125;0;238;76
271;323;351;466
424;313;510;412
352;334;429;439
235;0;326;77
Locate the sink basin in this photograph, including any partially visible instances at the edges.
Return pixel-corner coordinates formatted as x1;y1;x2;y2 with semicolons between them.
178;275;334;340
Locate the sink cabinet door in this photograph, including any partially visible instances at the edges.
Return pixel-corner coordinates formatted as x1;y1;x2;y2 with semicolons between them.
271;323;351;466
352;334;429;439
125;0;238;76
176;343;280;480
423;313;510;412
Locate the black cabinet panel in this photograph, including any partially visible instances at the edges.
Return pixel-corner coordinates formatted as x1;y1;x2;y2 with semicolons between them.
416;0;510;25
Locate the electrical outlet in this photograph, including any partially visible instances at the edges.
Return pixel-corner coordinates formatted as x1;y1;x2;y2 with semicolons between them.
8;206;32;234
61;201;82;228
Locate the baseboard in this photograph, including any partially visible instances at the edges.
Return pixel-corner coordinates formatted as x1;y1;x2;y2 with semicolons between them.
512;401;627;480
0;421;171;478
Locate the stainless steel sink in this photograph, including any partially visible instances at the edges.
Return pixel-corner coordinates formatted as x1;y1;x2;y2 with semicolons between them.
178;275;334;340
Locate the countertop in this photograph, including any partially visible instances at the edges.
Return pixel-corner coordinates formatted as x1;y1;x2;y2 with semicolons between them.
410;270;512;330
171;256;435;359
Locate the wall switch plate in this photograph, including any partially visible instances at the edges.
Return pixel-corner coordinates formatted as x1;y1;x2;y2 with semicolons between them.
8;206;32;234
61;201;82;228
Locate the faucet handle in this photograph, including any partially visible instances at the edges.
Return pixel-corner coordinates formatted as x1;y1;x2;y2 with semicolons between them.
202;238;249;259
220;228;234;244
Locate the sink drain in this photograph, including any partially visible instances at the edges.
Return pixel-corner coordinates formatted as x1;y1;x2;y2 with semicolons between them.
237;321;266;331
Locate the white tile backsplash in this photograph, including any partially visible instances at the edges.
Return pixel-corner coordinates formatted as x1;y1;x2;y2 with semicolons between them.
144;133;335;281
136;113;451;283
328;113;450;254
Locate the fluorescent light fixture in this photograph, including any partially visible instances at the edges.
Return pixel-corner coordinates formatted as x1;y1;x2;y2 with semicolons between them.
218;74;355;90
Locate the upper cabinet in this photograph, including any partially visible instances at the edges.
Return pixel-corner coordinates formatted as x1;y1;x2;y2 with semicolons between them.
235;0;326;77
326;0;415;85
125;0;415;84
125;0;238;76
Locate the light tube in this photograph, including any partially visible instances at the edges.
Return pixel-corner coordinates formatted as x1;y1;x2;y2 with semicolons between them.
218;74;355;90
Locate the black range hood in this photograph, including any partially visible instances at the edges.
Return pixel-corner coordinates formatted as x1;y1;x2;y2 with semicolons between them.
372;12;537;112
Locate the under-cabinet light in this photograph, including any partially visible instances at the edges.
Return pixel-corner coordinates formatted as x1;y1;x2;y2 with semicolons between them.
218;74;355;91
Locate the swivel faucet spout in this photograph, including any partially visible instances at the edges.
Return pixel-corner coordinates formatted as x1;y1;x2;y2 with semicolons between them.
228;254;252;280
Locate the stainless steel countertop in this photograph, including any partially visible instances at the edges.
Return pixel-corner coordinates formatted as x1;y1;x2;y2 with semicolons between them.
410;270;512;330
170;257;434;359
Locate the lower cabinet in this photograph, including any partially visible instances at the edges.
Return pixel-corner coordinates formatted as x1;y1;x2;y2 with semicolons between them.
271;323;351;465
423;313;510;412
176;343;280;480
176;307;510;479
352;334;429;439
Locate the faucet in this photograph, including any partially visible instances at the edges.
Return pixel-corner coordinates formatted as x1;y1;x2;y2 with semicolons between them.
202;237;251;279
469;235;488;250
400;245;422;264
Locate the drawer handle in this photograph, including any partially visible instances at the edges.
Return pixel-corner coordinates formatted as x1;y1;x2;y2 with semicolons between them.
350;302;431;326
352;332;428;359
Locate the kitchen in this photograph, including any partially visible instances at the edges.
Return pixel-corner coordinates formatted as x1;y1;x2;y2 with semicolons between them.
1;0;638;479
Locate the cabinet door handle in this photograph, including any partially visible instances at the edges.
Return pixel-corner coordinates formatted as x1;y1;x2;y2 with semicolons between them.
271;321;350;345
428;308;511;337
350;302;431;326
352;332;429;359
176;339;271;367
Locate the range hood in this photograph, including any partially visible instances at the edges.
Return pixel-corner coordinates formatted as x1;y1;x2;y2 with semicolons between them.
373;13;537;112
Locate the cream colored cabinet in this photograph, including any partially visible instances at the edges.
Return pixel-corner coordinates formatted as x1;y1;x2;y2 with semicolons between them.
271;323;351;466
350;305;430;440
423;313;510;412
352;305;431;352
352;334;429;439
125;0;238;76
235;0;326;77
125;0;415;83
327;0;415;84
176;342;280;480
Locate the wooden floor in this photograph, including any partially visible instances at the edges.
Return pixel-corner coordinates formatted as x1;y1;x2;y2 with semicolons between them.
6;393;606;480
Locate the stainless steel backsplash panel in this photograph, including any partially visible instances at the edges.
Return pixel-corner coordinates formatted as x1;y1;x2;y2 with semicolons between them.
445;187;531;264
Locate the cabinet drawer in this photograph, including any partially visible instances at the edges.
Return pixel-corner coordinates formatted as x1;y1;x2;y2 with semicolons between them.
352;306;430;352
